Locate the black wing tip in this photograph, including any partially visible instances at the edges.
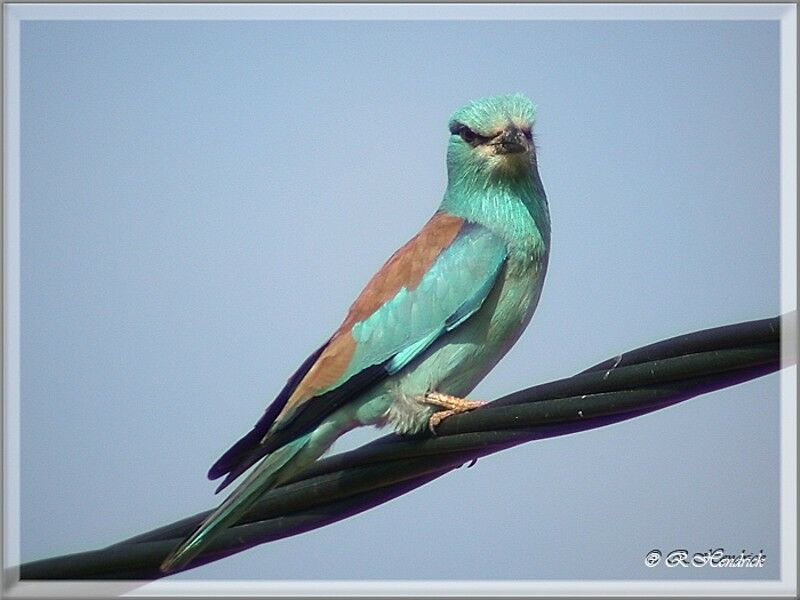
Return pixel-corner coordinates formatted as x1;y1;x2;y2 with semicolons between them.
206;342;332;482
208;452;234;480
205;343;391;495
214;475;234;494
207;463;226;482
208;447;257;492
206;428;262;481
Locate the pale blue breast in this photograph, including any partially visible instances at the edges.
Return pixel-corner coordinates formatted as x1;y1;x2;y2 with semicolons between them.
351;192;550;434
359;240;547;434
418;244;547;394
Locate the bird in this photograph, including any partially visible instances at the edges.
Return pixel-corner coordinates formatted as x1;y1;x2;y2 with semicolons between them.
160;93;551;573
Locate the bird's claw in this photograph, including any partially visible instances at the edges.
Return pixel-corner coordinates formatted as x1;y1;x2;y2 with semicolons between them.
428;409;457;434
424;393;486;434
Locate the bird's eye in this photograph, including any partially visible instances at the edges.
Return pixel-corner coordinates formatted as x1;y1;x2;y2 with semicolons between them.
523;128;533;141
459;126;477;143
449;122;487;145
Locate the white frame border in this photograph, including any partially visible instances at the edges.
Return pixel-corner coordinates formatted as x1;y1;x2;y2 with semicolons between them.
3;3;796;597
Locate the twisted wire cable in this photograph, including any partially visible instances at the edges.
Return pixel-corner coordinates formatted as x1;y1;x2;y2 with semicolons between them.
18;312;794;580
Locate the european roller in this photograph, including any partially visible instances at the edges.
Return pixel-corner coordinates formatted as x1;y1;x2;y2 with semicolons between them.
160;93;551;573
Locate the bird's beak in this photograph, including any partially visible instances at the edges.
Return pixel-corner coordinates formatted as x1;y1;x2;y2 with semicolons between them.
491;126;528;155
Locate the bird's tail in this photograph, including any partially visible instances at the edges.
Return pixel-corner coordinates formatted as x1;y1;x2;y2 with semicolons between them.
159;433;315;574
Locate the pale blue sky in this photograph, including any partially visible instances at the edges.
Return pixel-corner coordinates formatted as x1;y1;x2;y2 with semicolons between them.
19;16;781;581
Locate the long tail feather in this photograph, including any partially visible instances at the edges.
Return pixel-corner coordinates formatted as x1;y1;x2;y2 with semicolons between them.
160;434;313;573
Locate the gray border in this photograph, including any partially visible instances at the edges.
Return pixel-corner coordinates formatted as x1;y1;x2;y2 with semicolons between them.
2;2;796;598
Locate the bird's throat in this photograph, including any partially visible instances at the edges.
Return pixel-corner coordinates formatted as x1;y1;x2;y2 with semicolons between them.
440;164;550;250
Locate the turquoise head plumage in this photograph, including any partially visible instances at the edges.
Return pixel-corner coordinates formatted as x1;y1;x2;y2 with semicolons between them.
446;93;538;183
442;93;549;248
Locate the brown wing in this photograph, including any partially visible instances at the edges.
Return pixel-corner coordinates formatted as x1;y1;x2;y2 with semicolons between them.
207;211;465;490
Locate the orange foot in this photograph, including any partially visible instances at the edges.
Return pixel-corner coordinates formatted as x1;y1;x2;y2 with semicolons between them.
423;391;485;434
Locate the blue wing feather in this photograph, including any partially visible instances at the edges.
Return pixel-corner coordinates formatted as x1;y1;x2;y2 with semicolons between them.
209;221;507;490
360;222;507;376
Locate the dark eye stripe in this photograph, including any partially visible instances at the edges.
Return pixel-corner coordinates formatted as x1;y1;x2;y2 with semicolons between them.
449;122;489;145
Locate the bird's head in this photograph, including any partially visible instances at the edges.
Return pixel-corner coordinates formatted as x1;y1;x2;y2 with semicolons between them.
446;93;537;182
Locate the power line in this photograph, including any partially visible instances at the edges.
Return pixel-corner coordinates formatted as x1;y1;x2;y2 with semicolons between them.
18;312;794;580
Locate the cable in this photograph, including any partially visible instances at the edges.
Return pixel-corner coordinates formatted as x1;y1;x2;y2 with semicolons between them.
18;312;794;580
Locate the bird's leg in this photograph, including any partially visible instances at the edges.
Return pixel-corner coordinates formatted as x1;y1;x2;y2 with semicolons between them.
423;391;485;434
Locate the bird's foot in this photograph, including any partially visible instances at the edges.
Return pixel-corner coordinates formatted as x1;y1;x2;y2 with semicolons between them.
423;391;485;434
